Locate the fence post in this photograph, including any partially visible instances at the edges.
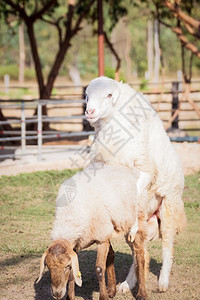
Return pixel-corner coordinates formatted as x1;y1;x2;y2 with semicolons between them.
171;82;179;129
4;74;10;94
21;101;26;157
37;102;42;161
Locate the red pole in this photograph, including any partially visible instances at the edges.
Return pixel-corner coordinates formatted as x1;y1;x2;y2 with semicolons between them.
98;0;104;76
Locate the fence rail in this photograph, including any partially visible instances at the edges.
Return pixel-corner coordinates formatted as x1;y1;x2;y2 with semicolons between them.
1;82;200;161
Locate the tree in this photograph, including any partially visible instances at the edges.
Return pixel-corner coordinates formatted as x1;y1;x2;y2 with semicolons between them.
0;0;96;131
151;0;200;59
150;0;200;121
0;0;96;129
0;1;129;130
84;0;127;79
19;22;25;83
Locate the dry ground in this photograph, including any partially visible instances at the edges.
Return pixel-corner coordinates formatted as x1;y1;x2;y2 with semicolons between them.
0;148;199;300
0;230;200;300
0;142;200;176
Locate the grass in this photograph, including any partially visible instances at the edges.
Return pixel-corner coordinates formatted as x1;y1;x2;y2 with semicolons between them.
0;170;200;299
0;87;37;99
0;169;77;255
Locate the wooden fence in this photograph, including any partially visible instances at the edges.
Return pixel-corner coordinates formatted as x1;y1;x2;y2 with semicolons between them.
0;81;200;161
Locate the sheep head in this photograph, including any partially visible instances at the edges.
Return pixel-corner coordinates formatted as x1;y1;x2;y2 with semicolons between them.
37;239;82;300
85;76;120;125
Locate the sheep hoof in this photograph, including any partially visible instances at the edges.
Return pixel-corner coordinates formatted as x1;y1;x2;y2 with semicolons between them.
136;296;147;300
107;286;116;298
158;271;169;292
117;281;130;294
158;285;168;292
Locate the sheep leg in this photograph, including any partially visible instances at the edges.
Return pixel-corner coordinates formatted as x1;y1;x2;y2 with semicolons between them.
96;241;110;300
118;236;137;294
66;278;75;300
117;260;137;293
133;231;148;300
106;243;116;298
158;200;175;292
66;270;75;300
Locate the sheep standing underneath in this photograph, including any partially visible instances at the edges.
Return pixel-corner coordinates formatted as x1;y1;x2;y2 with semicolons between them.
85;77;187;293
37;164;153;300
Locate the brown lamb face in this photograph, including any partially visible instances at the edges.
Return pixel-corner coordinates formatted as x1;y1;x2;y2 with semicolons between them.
37;239;82;300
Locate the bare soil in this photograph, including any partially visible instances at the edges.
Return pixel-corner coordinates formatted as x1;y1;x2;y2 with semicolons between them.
0;141;200;176
0;233;199;300
0;142;199;300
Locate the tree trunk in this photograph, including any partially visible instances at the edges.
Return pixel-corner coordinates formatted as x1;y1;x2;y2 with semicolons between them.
125;27;132;81
19;22;25;83
154;19;160;87
0;109;18;146
31;88;51;131
147;19;153;80
45;36;71;96
0;109;13;132
26;21;45;96
104;31;121;81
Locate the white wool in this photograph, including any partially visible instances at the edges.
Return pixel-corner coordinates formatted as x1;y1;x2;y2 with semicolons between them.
85;77;187;292
51;164;139;251
86;77;185;223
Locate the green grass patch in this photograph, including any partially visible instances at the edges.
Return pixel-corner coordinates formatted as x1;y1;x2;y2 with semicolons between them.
0;169;199;261
0;64;35;81
0;169;78;254
0;87;37;99
0;169;200;299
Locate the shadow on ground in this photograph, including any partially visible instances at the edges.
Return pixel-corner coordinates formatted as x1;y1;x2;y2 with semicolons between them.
33;250;162;300
0;148;16;162
0;250;162;299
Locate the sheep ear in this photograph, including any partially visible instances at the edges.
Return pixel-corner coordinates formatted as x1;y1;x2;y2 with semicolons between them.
70;251;82;287
112;88;120;105
36;250;48;283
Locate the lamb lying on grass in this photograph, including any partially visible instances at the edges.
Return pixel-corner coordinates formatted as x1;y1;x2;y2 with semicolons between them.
37;164;157;300
85;76;187;293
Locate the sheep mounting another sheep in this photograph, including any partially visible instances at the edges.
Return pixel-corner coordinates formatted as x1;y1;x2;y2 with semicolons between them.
85;76;187;293
37;164;156;300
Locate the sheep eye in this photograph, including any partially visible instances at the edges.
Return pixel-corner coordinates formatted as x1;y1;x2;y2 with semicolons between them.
64;265;71;272
107;94;112;98
85;94;89;103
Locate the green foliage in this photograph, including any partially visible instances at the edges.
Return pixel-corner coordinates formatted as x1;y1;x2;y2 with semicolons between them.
24;68;35;80
105;66;116;79
0;0;199;86
0;87;37;99
104;66;125;82
139;78;149;91
0;64;18;80
0;64;35;81
77;0;128;32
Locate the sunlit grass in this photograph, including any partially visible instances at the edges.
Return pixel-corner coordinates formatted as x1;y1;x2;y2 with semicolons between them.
0;170;199;299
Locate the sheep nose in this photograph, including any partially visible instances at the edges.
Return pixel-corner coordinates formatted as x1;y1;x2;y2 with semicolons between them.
86;109;95;116
52;291;62;299
52;288;63;300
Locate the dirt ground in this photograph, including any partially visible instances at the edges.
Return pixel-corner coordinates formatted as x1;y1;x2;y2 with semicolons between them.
0;142;199;300
0;141;200;176
0;234;199;300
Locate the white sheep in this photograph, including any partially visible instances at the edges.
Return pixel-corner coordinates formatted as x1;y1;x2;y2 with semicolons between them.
37;163;155;300
85;76;187;293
